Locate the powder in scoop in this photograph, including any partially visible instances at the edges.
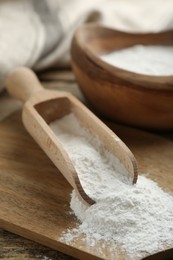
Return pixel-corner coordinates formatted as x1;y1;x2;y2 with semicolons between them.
49;114;173;259
50;113;131;202
101;45;173;76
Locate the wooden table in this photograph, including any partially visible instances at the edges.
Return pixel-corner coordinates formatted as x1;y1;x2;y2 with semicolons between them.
0;69;172;260
0;70;79;260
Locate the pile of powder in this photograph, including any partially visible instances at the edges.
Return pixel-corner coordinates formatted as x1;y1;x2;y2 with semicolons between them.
101;45;173;76
50;114;173;258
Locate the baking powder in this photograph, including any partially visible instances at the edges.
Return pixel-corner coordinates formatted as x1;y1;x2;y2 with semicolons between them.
101;45;173;76
50;113;173;259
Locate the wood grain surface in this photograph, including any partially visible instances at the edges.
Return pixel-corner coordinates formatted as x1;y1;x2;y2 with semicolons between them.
0;70;78;260
0;70;173;259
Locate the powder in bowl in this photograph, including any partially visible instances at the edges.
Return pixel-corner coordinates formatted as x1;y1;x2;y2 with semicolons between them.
101;45;173;76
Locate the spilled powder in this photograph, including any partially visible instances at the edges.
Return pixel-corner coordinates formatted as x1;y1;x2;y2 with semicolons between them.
50;113;173;259
101;45;173;76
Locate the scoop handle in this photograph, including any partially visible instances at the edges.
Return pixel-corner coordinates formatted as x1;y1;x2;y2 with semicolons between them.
6;67;43;103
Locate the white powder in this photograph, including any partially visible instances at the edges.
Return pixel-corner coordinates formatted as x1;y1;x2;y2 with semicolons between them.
101;45;173;76
50;114;173;259
50;113;131;202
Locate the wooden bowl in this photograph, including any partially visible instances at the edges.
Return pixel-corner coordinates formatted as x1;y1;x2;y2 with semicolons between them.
71;24;173;130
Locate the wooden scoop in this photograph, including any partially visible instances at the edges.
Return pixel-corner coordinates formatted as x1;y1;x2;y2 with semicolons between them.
6;67;138;205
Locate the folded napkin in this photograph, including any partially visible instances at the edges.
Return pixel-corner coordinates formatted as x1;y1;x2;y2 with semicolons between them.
0;0;173;92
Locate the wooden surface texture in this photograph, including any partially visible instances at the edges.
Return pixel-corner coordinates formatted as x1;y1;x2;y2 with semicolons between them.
0;69;173;259
0;70;78;260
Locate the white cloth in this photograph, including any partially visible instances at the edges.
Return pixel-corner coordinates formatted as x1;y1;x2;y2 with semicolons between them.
0;0;173;91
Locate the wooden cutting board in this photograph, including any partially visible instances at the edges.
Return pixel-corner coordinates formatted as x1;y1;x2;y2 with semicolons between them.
0;110;173;260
